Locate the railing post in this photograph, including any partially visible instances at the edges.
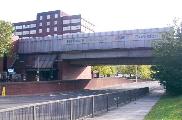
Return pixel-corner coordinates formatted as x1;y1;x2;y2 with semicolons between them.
92;96;94;118
117;97;119;108
70;100;73;120
106;94;109;111
12;110;15;120
32;106;36;120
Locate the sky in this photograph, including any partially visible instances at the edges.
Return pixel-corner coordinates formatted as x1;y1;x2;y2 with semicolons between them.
0;0;182;32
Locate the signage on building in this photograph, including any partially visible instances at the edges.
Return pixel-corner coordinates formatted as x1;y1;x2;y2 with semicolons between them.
63;27;170;45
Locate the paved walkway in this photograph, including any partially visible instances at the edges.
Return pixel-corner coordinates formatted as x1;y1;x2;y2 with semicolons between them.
86;86;164;120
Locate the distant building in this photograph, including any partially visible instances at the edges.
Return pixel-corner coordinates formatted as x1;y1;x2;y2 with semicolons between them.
13;10;95;38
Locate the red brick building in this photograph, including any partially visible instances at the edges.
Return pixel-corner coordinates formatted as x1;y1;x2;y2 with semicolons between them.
13;10;95;38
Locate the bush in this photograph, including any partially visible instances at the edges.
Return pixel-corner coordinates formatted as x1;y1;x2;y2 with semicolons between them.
152;21;182;95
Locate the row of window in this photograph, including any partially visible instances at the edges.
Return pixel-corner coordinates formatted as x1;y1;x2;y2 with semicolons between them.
21;34;58;39
63;25;81;31
63;19;81;24
38;27;58;33
15;30;36;35
39;21;57;26
39;13;59;20
39;19;80;26
15;19;81;30
38;25;81;33
15;25;81;35
15;24;36;30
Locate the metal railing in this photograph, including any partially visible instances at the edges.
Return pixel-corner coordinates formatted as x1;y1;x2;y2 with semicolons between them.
0;87;149;120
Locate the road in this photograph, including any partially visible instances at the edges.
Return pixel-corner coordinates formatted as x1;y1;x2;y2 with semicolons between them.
0;81;160;110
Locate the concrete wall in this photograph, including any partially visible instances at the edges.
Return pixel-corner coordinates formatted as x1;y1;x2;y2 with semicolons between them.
81;77;133;89
0;81;77;95
0;78;133;95
60;61;92;80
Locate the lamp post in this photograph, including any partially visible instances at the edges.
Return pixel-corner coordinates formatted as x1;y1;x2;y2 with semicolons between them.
135;65;138;83
37;56;40;81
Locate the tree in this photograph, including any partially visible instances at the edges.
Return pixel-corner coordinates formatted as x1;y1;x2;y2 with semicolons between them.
0;20;14;56
138;65;152;79
116;65;152;79
92;65;116;77
116;65;136;77
152;20;182;94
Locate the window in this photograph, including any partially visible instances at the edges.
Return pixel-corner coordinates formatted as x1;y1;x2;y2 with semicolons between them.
30;30;36;34
47;28;50;32
23;25;30;29
63;20;70;24
54;21;57;25
47;15;50;19
40;16;43;20
47;22;50;26
23;31;29;35
71;19;81;23
63;26;71;31
39;22;42;26
15;32;22;36
22;37;30;39
15;25;22;30
71;25;81;30
30;24;36;28
55;14;58;18
39;29;42;33
54;27;57;31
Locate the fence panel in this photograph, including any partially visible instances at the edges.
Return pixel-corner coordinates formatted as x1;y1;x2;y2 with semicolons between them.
0;87;149;120
94;94;108;114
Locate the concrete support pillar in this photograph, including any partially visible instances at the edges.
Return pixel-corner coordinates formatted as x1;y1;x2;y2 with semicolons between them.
58;61;92;80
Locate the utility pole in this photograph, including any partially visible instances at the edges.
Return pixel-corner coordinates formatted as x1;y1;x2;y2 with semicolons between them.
135;65;138;83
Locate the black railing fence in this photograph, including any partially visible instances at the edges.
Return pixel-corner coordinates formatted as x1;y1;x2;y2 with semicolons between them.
0;87;149;120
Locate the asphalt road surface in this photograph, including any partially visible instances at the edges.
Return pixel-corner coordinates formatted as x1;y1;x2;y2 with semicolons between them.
0;81;160;110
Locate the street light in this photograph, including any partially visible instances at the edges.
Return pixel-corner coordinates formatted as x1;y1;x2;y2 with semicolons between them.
37;56;40;81
135;65;138;83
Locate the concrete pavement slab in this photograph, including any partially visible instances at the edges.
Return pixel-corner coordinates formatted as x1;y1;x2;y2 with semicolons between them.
86;87;164;120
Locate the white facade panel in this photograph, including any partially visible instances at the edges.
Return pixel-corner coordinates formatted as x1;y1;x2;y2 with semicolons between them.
63;20;70;24
23;31;29;35
15;32;22;36
23;25;30;29
15;25;22;30
71;19;81;23
30;24;36;28
30;30;36;34
63;26;70;31
71;25;81;30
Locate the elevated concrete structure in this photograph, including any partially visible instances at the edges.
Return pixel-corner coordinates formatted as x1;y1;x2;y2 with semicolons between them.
60;48;153;65
18;27;169;54
14;27;170;80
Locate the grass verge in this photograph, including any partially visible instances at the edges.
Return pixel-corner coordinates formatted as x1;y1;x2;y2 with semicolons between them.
145;94;182;120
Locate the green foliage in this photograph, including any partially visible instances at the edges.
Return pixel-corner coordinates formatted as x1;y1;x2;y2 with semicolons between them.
116;65;135;75
145;95;182;120
0;20;14;56
92;65;116;76
93;65;152;79
116;65;152;79
138;65;152;79
152;20;182;94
